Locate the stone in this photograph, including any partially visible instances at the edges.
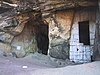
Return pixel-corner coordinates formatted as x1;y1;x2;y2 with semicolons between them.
0;33;14;43
0;0;98;59
11;37;38;58
46;10;74;60
49;39;69;60
11;45;26;58
0;42;11;56
11;15;39;57
0;21;8;29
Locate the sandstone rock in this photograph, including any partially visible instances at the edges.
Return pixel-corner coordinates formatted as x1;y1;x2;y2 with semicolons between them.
0;21;8;29
0;0;98;59
0;33;14;43
46;10;74;59
49;40;69;60
11;45;26;58
0;17;18;29
11;15;38;57
0;42;11;56
11;36;38;58
0;0;97;20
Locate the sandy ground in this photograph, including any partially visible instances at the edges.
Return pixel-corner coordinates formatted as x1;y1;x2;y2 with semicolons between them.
0;54;100;75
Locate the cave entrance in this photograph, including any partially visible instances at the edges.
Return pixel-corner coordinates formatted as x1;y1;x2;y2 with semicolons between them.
35;21;49;55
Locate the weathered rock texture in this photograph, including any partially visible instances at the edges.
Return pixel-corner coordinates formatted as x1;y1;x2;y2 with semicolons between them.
93;0;100;60
0;0;98;19
0;0;98;59
11;13;38;58
45;10;75;59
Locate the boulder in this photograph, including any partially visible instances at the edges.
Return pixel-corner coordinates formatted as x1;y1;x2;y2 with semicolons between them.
0;42;11;56
11;36;38;58
49;38;69;60
0;33;14;43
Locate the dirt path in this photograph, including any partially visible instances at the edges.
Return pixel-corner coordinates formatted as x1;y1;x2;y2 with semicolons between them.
0;54;100;75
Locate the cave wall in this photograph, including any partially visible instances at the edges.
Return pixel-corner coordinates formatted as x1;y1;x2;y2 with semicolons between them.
0;0;98;60
93;0;100;60
11;13;49;58
11;17;37;58
45;10;75;59
0;1;97;60
0;12;45;57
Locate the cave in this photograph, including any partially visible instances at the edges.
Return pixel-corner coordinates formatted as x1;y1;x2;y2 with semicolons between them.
35;21;49;55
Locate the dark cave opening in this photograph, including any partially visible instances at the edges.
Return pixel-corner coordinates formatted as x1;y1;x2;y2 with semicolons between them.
35;21;49;55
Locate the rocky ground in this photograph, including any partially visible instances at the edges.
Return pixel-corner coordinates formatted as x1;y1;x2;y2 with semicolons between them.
0;53;100;75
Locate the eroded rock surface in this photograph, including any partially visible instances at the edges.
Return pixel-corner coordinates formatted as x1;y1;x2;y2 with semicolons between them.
0;0;98;59
45;10;74;59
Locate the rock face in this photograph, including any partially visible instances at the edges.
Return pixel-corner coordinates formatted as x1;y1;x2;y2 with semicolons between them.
0;12;38;57
0;33;14;43
0;0;98;59
11;13;45;58
93;0;100;60
0;42;11;56
45;10;75;59
0;18;16;56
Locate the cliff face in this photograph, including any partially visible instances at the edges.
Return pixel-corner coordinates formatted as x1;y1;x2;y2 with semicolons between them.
0;0;98;18
45;10;75;59
93;0;100;60
0;0;98;59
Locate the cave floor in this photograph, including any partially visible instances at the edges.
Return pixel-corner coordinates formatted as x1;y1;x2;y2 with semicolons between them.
0;54;100;75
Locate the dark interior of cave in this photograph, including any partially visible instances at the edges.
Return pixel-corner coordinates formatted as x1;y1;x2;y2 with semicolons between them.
35;21;49;55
